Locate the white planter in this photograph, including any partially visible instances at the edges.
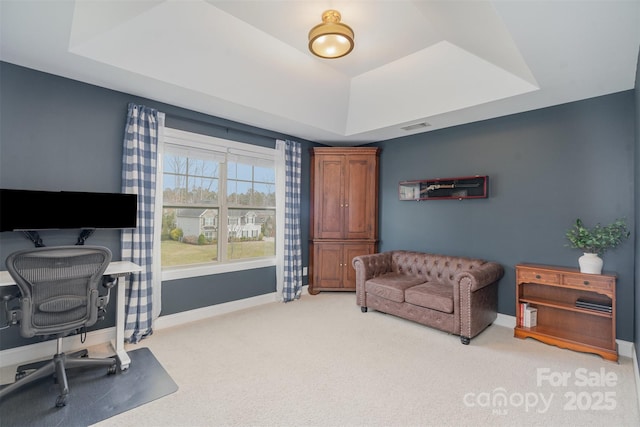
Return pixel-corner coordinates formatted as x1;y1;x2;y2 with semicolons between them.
578;253;603;274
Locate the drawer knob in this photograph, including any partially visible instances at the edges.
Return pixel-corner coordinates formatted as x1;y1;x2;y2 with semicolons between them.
583;281;590;285
535;275;541;279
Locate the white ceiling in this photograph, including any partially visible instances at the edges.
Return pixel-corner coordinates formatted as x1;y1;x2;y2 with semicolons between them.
1;1;639;146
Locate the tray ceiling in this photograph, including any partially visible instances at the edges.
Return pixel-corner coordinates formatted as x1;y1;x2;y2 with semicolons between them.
1;1;638;145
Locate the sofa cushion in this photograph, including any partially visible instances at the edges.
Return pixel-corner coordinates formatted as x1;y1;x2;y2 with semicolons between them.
405;282;454;313
365;273;427;303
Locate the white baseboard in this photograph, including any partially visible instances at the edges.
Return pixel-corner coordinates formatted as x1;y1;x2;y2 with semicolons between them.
633;345;640;415
493;313;634;359
618;339;635;359
154;291;279;330
0;286;310;369
1;293;633;368
0;294;278;369
154;284;309;329
0;328;115;369
494;312;516;329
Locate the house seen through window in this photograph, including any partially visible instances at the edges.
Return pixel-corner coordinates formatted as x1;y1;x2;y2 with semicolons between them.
159;128;277;277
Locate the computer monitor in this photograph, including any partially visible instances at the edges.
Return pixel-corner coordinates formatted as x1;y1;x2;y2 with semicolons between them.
0;189;137;232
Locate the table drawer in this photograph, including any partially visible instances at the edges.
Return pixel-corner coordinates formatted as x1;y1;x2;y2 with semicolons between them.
518;269;560;285
562;275;613;291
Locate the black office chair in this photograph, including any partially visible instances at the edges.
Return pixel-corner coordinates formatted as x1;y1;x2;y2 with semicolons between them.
0;246;118;407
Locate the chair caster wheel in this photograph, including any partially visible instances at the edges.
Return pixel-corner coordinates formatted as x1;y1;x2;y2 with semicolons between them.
460;336;470;345
108;364;117;375
55;395;67;407
15;371;27;381
361;306;368;313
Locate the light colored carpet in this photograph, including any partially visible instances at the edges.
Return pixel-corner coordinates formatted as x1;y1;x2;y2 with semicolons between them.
12;293;640;426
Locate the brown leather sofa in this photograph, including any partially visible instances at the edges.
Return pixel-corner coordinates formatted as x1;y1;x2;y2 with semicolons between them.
352;250;504;344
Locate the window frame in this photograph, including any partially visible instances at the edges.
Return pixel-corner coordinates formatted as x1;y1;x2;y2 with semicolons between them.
158;128;279;281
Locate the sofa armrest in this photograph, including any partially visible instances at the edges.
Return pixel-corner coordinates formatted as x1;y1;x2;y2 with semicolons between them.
455;262;504;340
455;262;504;293
352;252;393;307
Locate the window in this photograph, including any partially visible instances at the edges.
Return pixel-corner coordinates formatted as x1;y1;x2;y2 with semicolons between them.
159;128;278;280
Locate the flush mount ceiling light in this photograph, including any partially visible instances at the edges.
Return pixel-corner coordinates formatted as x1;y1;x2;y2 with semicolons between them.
308;10;354;59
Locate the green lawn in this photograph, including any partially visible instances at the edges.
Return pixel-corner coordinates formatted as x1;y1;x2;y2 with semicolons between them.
161;239;275;267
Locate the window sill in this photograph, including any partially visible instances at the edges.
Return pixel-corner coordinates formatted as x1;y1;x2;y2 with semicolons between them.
161;257;276;281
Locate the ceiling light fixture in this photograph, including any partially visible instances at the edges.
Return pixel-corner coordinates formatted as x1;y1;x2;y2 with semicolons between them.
308;10;354;59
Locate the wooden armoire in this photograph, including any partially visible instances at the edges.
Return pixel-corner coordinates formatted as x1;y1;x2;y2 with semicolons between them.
308;147;380;294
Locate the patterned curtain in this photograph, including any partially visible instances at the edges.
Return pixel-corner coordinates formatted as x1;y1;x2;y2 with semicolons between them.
276;140;303;302
121;103;160;343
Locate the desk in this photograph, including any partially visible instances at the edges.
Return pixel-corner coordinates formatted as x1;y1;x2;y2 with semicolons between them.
0;261;142;370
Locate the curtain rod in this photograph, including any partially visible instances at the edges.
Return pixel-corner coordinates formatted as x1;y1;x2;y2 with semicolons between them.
165;111;287;144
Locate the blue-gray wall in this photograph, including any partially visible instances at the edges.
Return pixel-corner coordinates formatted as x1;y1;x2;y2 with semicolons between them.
0;62;317;349
0;60;637;350
370;90;636;341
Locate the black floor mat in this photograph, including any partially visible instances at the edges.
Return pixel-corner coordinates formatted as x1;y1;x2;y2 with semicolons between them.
0;347;178;426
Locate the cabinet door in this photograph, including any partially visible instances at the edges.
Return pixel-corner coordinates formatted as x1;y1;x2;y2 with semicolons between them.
314;243;343;289
342;243;375;289
344;155;377;240
314;242;375;290
314;155;344;239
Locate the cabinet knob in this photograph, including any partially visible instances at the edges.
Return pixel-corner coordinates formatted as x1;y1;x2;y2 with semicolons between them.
583;281;590;285
535;274;541;279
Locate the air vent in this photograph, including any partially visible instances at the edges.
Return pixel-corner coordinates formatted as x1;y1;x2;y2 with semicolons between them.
401;122;431;131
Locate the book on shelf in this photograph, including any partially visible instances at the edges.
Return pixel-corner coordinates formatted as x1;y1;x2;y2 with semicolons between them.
524;306;537;328
518;302;527;327
518;302;537;327
575;298;612;313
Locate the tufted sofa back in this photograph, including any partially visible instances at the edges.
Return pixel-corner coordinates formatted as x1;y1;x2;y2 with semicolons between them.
391;250;487;287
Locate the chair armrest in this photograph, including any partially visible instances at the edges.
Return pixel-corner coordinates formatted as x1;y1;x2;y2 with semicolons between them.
352;252;393;307
102;275;119;290
97;276;118;318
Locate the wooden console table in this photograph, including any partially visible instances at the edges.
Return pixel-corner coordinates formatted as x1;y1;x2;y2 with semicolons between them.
514;264;617;362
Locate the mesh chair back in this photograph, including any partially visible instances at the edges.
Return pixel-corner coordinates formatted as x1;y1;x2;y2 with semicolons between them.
5;246;112;338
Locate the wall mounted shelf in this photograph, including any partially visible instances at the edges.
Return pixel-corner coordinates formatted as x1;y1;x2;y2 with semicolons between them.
398;175;488;201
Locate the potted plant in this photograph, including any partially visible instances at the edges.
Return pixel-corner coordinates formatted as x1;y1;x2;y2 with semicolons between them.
565;218;630;274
